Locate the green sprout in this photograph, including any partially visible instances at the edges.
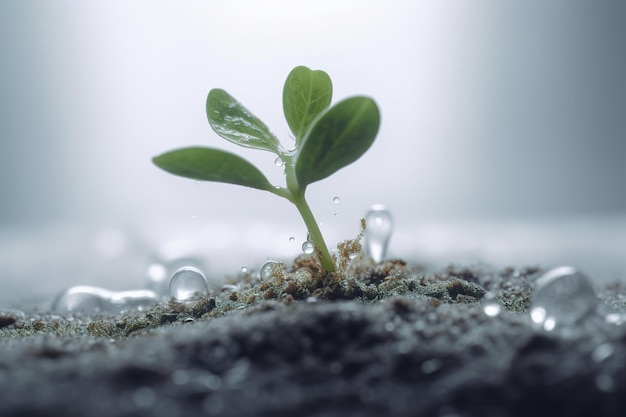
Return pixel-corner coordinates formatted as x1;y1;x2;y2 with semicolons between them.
153;66;380;273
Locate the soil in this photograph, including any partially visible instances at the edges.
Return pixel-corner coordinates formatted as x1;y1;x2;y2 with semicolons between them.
1;254;626;417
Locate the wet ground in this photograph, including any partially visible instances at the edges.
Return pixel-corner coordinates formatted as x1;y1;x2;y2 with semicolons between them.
1;258;626;417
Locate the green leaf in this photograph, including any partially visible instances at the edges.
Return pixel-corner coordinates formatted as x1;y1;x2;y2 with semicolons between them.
206;89;283;155
283;66;332;147
295;96;380;187
153;147;273;191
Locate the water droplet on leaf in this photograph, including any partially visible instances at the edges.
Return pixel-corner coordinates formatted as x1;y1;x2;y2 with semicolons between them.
364;204;393;263
289;236;295;242
170;266;208;301
530;266;596;332
274;157;284;167
333;196;340;203
241;265;248;273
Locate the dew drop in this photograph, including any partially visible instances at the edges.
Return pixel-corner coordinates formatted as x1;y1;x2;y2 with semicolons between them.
302;240;315;254
529;266;596;332
364;204;393;263
289;236;295;242
274;157;284;167
260;261;278;281
51;286;159;314
145;256;208;296
333;196;340;204
334;213;339;218
51;286;111;314
170;266;208;301
241;265;248;273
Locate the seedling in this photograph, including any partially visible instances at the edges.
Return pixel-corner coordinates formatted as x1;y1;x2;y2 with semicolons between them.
153;66;380;273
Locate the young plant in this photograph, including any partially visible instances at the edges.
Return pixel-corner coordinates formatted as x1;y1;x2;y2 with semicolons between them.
153;66;380;273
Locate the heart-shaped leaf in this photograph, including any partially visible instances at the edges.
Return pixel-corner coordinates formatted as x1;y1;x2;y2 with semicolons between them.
295;96;380;187
283;66;333;147
207;89;282;155
153;147;273;191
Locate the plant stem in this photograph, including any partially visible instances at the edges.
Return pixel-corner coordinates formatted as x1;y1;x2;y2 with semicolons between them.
292;193;335;273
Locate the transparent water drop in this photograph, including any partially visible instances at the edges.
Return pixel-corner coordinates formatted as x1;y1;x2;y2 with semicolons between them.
145;255;209;296
274;157;284;167
334;213;339;218
289;236;295;242
529;266;596;332
364;204;393;263
260;261;278;281
483;291;501;317
302;240;315;254
333;196;340;204
170;266;208;301
241;265;248;273
52;286;159;314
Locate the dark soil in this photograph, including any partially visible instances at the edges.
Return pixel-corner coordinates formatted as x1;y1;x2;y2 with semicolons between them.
1;256;626;417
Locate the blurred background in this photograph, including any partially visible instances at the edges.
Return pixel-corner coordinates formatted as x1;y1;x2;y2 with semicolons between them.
1;0;625;307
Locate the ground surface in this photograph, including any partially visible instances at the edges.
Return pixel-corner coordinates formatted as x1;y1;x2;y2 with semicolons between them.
1;257;626;417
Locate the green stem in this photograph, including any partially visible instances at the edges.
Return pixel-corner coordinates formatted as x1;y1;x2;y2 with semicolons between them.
292;193;335;273
270;152;335;273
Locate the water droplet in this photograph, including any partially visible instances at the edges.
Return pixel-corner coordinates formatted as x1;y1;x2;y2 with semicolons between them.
529;266;596;332
145;256;209;296
302;240;315;254
483;291;501;317
289;236;295;242
333;196;340;204
51;286;159;314
364;204;393;263
170;266;208;301
334;213;339;218
260;261;278;280
241;265;248;273
274;157;284;167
